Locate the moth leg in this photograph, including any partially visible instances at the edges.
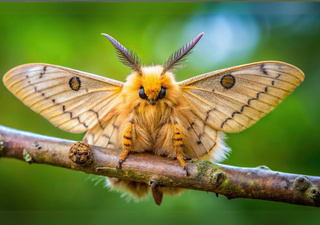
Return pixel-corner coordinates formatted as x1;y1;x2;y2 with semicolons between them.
173;121;189;176
116;120;133;170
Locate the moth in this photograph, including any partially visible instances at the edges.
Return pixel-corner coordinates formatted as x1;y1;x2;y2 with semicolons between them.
3;33;304;205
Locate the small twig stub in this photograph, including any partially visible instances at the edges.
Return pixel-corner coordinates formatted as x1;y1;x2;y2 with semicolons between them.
34;141;41;149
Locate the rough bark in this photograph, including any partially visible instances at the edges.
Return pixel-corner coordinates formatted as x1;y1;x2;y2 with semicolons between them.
0;124;319;207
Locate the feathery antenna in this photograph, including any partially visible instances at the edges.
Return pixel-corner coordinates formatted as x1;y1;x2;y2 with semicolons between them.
102;33;143;76
161;32;204;75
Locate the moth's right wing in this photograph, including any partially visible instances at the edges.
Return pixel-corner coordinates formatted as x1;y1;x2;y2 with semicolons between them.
179;61;304;133
3;63;123;133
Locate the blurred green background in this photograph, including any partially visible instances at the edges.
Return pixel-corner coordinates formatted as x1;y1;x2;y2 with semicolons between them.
0;2;320;224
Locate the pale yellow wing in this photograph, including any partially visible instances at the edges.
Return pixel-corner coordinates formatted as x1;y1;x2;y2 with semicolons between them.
83;114;121;149
179;61;304;133
3;63;123;133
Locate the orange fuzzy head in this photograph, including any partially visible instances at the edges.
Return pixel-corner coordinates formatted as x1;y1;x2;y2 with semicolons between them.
141;70;161;102
140;67;166;105
122;66;179;108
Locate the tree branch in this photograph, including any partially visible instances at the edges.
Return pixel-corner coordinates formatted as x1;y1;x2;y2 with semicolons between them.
0;124;319;207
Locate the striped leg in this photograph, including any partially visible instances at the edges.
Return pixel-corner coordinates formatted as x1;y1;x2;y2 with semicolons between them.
173;121;190;176
116;120;133;170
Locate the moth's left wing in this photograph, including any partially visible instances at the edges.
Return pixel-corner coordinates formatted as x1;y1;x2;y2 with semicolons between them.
179;61;304;133
3;63;123;133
